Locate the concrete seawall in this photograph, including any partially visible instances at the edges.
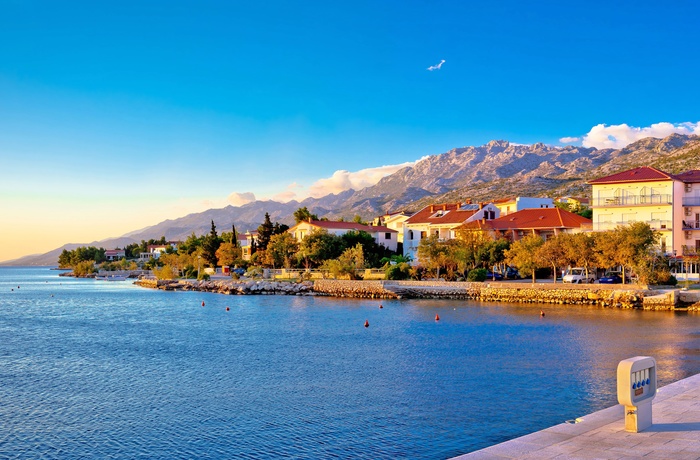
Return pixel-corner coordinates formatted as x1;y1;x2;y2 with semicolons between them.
313;280;699;310
135;278;700;310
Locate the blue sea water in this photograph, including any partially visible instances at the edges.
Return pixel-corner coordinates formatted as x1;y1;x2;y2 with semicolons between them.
1;267;699;459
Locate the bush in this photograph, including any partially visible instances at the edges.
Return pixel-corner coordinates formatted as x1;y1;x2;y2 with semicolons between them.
467;268;487;282
385;262;411;280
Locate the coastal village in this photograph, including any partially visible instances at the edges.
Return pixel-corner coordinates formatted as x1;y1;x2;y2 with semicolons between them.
59;165;700;310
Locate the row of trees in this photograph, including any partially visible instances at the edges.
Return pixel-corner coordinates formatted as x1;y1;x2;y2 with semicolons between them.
416;221;672;285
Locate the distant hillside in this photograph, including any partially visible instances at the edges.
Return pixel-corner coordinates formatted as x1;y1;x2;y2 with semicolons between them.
5;133;698;266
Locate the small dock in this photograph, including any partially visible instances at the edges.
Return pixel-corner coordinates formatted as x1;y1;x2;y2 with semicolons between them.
454;372;700;459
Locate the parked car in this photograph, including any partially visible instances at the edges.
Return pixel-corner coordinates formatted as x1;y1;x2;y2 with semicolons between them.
505;266;520;279
562;267;596;284
231;268;246;276
485;271;504;281
599;272;624;284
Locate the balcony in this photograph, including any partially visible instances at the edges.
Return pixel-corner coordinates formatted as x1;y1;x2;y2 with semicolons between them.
592;194;672;207
593;220;672;232
682;197;700;206
682;220;700;230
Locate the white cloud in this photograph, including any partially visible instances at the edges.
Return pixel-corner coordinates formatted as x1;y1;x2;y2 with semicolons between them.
580;122;700;149
427;59;445;71
307;159;424;198
559;136;580;144
227;192;256;206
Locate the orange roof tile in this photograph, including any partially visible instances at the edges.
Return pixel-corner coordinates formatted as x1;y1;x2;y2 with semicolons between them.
488;208;591;231
587;167;674;184
405;203;480;225
674;170;700;183
304;220;397;233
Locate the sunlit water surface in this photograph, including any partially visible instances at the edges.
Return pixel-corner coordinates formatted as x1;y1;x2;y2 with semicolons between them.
1;267;699;459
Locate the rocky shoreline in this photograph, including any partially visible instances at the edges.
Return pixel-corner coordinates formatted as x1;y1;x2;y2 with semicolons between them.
134;278;700;310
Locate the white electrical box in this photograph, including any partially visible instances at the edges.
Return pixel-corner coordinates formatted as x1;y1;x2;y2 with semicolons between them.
617;356;657;432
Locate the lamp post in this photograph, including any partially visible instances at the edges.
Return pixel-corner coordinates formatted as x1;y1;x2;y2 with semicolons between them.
197;255;201;279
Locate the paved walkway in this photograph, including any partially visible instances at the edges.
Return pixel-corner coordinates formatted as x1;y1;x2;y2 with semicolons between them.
454;372;700;459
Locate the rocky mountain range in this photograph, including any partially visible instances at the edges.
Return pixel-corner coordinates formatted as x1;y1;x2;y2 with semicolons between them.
7;133;699;266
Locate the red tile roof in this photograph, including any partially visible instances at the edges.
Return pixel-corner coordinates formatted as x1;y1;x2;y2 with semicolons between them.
305;220;397;233
487;208;591;230
587;167;674;184
674;170;700;183
405;203;479;225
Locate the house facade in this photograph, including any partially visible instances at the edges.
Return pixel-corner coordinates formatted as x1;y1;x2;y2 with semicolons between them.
402;202;500;261
588;167;680;255
105;249;125;261
287;220;398;252
373;210;413;244
674;170;700;256
493;196;554;216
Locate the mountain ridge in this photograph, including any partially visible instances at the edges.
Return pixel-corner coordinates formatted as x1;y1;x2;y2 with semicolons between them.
5;133;699;266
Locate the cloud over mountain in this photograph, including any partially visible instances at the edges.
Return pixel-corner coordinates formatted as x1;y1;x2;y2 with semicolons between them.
307;160;422;198
580;122;700;149
227;192;256;206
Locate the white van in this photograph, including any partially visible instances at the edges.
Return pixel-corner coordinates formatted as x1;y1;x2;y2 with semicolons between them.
562;267;596;284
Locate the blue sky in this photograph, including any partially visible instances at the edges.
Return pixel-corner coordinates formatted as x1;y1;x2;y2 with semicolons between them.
1;1;699;261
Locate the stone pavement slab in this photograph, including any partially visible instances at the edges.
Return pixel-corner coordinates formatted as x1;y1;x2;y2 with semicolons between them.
453;373;700;459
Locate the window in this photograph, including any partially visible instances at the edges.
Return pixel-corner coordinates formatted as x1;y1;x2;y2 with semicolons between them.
408;230;414;240
686;183;692;193
385;232;391;240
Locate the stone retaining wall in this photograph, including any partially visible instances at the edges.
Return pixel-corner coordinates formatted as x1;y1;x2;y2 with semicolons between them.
135;278;693;309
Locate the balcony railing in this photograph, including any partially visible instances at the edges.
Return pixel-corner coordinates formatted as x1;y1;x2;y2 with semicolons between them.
593;220;672;232
682;197;700;206
592;194;672;207
682;220;700;230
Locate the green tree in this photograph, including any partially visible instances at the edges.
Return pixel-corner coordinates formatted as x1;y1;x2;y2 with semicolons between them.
322;244;365;279
267;233;299;269
297;229;345;268
257;213;275;250
293;207;319;223
215;242;242;268
202;220;222;267
505;234;545;282
417;235;451;279
536;235;569;283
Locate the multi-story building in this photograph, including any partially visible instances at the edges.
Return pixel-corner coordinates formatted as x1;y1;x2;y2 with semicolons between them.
402;202;499;261
588;166;700;262
287;220;398;252
675;170;700;256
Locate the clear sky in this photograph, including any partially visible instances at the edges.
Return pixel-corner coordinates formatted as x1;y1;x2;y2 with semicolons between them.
1;1;699;262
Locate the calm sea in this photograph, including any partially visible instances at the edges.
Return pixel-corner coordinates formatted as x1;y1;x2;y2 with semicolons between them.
1;267;699;459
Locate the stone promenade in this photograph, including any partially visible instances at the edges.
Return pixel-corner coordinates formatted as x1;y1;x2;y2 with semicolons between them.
454;372;700;459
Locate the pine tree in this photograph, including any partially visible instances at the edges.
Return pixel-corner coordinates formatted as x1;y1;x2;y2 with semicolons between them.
202;220;221;267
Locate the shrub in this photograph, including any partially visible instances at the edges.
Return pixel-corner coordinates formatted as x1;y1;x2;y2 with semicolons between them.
385;262;411;280
467;268;487;282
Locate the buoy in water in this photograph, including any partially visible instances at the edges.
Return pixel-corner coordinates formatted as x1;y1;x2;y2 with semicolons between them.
379;304;383;309
226;307;230;311
435;314;440;321
540;310;545;317
201;301;205;307
364;320;369;328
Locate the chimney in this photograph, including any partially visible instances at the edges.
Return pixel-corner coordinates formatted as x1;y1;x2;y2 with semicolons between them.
479;203;483;210
430;205;434;212
442;204;446;211
456;203;461;210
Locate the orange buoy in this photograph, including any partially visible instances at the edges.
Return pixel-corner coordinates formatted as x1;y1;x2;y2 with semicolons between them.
226;307;230;311
435;314;440;321
364;320;369;328
201;301;205;307
540;310;545;317
379;304;383;309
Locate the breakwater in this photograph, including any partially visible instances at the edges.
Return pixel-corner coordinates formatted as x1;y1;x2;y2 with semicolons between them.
135;278;315;295
135;278;700;310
